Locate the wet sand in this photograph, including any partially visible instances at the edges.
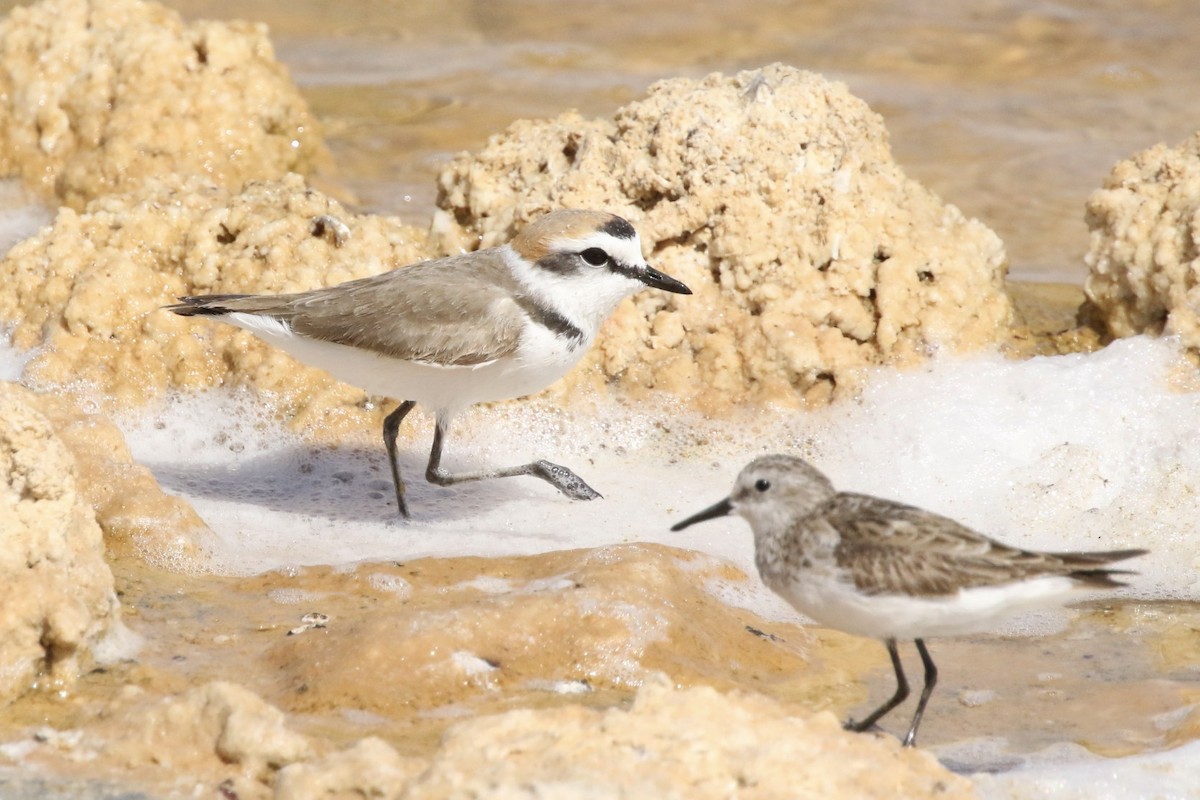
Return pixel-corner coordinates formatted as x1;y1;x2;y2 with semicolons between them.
0;548;1194;776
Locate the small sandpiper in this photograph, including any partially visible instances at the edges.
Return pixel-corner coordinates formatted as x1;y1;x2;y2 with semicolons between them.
168;209;691;518
671;453;1147;747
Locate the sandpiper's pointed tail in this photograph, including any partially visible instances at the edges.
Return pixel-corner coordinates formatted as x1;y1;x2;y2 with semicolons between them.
1058;547;1149;589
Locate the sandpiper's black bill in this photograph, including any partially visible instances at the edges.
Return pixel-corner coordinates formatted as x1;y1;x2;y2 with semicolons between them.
639;265;692;295
670;497;733;531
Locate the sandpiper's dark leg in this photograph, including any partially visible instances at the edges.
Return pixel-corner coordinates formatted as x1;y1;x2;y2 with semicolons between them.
902;638;939;747
383;400;417;518
846;638;909;734
424;415;601;501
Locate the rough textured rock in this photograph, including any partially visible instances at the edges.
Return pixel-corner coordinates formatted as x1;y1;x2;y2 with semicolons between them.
0;0;329;208
399;678;973;799
14;388;215;572
7;681;321;799
102;682;312;779
436;63;1011;408
1083;131;1200;356
0;173;433;433
11;679;967;799
0;64;1011;422
0;382;120;705
275;737;425;800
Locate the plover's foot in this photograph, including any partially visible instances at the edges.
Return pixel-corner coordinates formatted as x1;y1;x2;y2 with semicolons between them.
532;461;603;501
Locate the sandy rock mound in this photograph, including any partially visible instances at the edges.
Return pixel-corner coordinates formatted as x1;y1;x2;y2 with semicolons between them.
399;678;972;799
0;173;433;432
23;388;214;572
104;682;313;783
1083;131;1200;356
0;383;120;705
12;678;966;799
437;63;1011;408
274;738;424;800
0;0;329;207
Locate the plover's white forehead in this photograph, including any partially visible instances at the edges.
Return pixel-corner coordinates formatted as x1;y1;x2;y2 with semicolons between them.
510;210;642;263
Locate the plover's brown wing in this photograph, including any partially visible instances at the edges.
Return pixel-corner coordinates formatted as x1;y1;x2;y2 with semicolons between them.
823;494;1145;597
169;252;529;367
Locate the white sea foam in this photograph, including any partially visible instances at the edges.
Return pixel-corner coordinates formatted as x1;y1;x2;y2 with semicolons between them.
111;336;1196;612
970;739;1200;799
1;186;53;383
0;328;31;382
0;180;51;259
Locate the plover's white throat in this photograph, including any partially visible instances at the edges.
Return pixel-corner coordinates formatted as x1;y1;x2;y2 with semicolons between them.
671;454;1147;747
168;209;691;517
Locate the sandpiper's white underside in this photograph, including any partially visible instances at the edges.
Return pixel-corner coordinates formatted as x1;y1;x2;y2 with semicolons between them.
225;311;586;419
769;572;1083;639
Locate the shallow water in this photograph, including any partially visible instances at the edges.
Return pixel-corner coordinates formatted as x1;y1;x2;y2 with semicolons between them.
58;0;1200;281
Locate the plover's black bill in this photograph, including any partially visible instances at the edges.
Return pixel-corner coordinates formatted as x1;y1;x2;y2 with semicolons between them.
670;497;733;531
638;266;692;295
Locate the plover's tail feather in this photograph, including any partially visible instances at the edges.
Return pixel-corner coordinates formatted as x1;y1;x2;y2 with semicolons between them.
166;294;292;317
166;295;251;316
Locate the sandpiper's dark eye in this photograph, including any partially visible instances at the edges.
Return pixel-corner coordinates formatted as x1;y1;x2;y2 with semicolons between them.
580;247;609;266
754;479;771;492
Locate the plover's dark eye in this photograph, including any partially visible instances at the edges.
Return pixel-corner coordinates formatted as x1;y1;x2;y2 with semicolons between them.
754;479;771;492
580;247;609;266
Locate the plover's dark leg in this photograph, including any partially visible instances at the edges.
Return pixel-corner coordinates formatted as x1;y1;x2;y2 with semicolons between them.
424;416;601;501
845;638;909;734
901;638;938;747
382;400;417;518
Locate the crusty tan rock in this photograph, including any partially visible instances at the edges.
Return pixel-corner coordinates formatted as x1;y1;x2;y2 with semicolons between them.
0;0;329;207
1083;131;1200;355
436;63;1011;408
25;388;215;572
0;382;120;705
275;737;425;800
103;682;313;779
10;681;319;799
400;678;973;799
0;173;434;434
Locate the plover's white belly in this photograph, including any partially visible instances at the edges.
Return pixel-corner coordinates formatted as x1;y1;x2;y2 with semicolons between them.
772;572;1082;640
227;313;587;416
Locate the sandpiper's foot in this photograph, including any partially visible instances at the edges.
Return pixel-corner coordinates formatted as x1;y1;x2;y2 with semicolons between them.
843;717;879;734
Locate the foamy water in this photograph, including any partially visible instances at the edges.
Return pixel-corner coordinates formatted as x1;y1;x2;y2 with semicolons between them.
114;337;1197;601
